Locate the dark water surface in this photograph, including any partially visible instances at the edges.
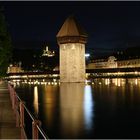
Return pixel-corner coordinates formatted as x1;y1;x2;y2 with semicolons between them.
14;78;140;139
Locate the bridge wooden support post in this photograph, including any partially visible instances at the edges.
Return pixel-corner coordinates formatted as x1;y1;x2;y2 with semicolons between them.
16;109;20;127
20;101;25;127
14;91;17;113
15;96;20;127
12;88;15;109
20;101;25;139
32;120;41;139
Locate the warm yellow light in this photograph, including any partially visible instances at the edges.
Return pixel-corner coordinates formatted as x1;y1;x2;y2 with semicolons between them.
135;71;138;75
99;82;101;85
34;86;39;115
135;79;138;85
118;79;121;87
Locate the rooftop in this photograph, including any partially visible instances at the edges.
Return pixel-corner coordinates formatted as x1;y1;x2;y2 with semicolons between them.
56;15;88;44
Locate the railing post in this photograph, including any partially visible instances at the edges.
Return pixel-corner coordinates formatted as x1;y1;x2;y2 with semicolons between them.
12;88;15;109
15;97;20;127
14;91;17;113
32;120;41;139
20;101;25;127
16;110;20;127
8;84;12;104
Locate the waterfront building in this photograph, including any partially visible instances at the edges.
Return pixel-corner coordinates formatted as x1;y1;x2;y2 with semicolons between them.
56;16;88;82
87;56;117;69
87;56;140;69
7;63;24;73
117;58;140;68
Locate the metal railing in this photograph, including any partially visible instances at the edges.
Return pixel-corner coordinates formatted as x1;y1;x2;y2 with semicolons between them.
8;83;49;139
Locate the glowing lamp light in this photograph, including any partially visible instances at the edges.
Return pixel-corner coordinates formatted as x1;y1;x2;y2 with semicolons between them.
85;53;90;58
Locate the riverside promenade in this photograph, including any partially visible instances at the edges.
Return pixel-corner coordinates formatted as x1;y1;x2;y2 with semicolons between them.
0;80;21;139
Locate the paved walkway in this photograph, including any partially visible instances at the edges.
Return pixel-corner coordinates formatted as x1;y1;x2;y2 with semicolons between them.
0;80;21;139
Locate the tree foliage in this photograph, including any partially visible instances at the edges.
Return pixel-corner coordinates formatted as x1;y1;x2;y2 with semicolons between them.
0;7;12;77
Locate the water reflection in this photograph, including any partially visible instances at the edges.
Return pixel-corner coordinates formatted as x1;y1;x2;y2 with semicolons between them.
33;86;39;117
135;79;138;85
60;83;94;138
42;85;59;129
14;78;140;138
84;85;94;130
60;83;84;137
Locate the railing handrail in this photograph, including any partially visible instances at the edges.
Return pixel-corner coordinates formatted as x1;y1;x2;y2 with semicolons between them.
37;125;49;139
8;83;49;139
16;95;49;139
23;104;35;121
16;93;22;102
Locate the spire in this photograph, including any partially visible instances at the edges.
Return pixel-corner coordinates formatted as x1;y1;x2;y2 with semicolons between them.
56;15;88;44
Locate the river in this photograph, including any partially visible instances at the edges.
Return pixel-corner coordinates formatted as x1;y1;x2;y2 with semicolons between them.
14;78;140;139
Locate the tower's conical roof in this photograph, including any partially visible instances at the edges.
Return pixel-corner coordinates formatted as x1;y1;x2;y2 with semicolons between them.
56;16;88;44
57;15;88;37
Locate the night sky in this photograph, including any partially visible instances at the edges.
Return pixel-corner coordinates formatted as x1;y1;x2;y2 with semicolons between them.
1;1;140;57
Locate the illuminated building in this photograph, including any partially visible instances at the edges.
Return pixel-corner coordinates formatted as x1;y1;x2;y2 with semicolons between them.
56;15;88;82
117;58;140;68
87;56;117;69
7;63;24;73
42;46;55;57
87;56;140;69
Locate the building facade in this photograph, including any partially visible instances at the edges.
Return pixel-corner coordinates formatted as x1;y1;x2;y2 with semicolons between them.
57;16;88;82
87;56;140;69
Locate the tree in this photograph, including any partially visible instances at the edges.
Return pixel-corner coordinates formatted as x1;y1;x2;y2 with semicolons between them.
0;7;12;77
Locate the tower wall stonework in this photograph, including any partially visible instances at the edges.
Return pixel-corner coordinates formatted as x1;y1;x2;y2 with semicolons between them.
60;43;85;82
57;16;88;82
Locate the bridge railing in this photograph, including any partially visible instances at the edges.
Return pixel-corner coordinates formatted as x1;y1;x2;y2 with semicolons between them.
8;83;49;139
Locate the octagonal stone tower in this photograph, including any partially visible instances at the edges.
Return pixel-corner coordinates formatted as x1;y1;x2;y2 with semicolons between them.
56;16;88;82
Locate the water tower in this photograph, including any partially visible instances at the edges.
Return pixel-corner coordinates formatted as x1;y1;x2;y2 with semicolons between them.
56;16;88;82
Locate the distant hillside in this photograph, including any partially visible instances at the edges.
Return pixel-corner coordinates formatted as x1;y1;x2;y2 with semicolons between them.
90;46;140;61
12;47;59;71
113;46;140;60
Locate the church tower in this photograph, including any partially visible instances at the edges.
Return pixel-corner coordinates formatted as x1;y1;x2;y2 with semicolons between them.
56;16;88;82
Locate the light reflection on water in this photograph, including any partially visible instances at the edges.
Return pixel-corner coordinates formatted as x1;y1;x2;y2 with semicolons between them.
60;83;84;137
84;85;94;131
59;83;94;138
33;86;39;117
14;78;140;139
